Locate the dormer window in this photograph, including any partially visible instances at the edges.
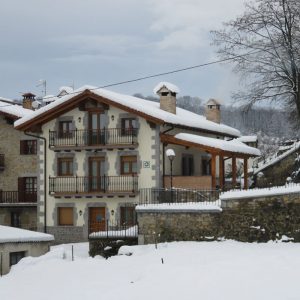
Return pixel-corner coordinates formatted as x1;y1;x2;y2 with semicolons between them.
161;92;169;96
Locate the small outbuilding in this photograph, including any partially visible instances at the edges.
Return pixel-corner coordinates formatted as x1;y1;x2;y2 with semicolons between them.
0;225;54;275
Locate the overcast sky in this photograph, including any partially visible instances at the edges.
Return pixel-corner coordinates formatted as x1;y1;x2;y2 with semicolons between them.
0;0;246;102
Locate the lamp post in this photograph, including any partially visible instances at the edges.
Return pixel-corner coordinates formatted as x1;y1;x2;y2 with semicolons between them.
166;149;176;203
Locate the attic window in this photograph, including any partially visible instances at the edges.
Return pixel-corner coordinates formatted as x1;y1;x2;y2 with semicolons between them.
161;92;169;96
171;92;176;97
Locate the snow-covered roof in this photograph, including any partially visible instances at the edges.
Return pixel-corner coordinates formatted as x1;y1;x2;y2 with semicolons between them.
59;86;73;94
253;141;300;175
15;85;241;137
237;135;258;143
0;96;15;104
220;184;300;200
42;95;57;103
174;133;261;156
206;98;222;106
0;100;33;119
0;225;54;243
153;82;180;94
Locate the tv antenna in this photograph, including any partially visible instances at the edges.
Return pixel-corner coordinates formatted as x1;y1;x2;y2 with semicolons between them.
36;79;47;96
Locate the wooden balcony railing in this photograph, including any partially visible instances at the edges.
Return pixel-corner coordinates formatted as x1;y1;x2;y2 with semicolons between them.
0;154;4;170
49;175;138;195
49;128;138;148
0;191;37;204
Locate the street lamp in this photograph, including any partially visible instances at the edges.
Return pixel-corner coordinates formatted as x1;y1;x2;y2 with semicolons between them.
166;149;176;189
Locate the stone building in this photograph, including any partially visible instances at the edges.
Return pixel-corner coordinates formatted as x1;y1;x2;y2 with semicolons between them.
14;82;259;243
0;96;38;230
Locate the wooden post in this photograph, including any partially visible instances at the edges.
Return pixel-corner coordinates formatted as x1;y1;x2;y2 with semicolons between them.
219;155;224;190
244;158;248;190
232;156;237;188
211;154;216;189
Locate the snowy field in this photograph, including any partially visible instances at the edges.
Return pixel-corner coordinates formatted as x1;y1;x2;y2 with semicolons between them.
1;241;300;300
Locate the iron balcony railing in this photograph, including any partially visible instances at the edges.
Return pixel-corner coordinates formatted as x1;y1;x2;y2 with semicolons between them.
49;128;138;147
89;220;138;238
0;191;37;204
49;175;138;194
139;188;220;205
0;154;4;170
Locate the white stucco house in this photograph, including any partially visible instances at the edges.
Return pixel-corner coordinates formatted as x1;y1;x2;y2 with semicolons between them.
14;82;259;243
0;225;53;275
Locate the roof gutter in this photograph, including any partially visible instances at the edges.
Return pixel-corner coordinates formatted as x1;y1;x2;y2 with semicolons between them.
24;132;47;234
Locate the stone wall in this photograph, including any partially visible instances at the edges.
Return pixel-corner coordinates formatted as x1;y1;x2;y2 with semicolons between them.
137;193;300;244
46;226;84;244
256;150;299;187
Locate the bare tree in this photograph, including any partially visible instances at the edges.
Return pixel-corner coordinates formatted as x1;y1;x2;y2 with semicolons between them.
212;0;300;125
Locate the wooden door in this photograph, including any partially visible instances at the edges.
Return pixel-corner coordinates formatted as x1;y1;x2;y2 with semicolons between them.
89;207;106;233
88;111;105;145
89;157;105;192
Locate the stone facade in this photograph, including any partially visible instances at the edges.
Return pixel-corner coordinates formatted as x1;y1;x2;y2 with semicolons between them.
0;207;37;230
137;193;300;244
0;115;37;191
0;114;38;230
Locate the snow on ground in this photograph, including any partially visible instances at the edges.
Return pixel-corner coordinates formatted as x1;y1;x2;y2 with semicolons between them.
1;241;300;300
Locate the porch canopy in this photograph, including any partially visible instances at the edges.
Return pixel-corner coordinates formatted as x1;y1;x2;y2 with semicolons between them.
161;133;261;190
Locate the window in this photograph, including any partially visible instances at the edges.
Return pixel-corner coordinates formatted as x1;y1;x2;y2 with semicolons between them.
58;157;73;176
20;140;37;155
182;155;194;176
58;207;73;226
11;212;21;228
18;177;37;202
121;156;137;175
59;120;73;138
121;118;137;136
202;159;211;176
10;251;26;266
120;206;136;226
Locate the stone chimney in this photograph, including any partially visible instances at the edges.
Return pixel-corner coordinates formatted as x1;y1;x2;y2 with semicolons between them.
205;98;221;123
154;82;179;114
22;93;35;110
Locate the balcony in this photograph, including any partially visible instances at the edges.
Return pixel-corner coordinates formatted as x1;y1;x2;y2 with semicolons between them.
49;128;138;150
0;191;37;205
49;175;138;197
164;175;212;190
0;154;4;171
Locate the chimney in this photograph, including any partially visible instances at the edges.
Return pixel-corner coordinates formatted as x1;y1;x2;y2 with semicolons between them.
22;92;35;110
205;98;221;123
154;82;179;114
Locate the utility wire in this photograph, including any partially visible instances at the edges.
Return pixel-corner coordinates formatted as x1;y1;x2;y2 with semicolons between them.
0;49;260;106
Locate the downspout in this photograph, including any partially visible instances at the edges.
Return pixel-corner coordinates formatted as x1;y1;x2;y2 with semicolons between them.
162;125;174;188
25;131;47;233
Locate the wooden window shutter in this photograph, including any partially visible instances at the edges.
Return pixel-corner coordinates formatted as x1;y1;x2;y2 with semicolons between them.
20;141;25;154
18;177;25;202
58;207;73;226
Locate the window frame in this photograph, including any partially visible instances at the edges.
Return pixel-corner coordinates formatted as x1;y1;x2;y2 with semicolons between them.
20;140;37;155
121;118;137;136
58;120;73;138
120;155;137;175
57;157;74;176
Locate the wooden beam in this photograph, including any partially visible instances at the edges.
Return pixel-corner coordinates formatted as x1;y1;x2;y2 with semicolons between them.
211;154;216;189
232;156;237;188
244;158;248;190
219;155;224;190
